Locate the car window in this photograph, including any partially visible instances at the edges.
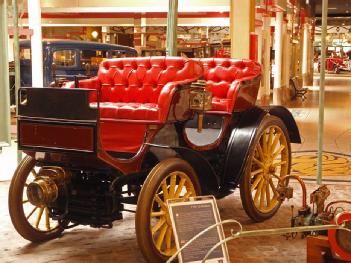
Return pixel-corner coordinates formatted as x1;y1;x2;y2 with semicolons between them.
53;49;76;67
20;48;31;60
80;50;108;68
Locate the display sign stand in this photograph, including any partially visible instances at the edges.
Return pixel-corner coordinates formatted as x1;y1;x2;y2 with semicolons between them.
167;196;229;263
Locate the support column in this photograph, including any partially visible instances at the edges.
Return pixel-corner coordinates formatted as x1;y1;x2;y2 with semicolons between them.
166;0;178;56
134;16;142;55
281;21;290;90
302;22;310;86
274;12;283;90
0;0;11;148
141;17;147;47
273;11;284;104
28;0;43;87
230;0;254;59
260;16;272;106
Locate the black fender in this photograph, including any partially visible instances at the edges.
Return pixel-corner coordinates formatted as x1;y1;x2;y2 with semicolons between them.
148;144;220;195
222;106;301;189
263;105;301;143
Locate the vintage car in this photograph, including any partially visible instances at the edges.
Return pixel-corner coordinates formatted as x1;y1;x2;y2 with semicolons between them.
9;40;137;104
318;57;350;74
9;56;301;263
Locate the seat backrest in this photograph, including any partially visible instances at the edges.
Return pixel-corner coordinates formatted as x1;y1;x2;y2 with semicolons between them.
199;58;261;112
96;57;203;104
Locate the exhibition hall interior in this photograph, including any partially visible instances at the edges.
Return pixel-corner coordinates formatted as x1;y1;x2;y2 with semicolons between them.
1;0;351;262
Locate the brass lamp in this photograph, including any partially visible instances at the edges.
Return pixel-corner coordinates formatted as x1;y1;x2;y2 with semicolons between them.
189;80;212;132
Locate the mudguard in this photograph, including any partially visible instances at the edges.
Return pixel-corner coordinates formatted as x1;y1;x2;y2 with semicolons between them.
148;144;220;195
263;105;301;144
222;106;301;189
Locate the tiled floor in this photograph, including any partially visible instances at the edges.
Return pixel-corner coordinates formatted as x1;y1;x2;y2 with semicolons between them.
1;73;351;262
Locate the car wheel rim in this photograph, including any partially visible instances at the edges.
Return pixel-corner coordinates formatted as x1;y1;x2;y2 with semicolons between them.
249;125;289;213
150;171;196;256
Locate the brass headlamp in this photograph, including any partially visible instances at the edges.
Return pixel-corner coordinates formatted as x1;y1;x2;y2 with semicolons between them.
189;80;212;132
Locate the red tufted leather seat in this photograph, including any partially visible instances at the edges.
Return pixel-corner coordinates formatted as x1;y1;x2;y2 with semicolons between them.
63;57;203;152
198;58;261;114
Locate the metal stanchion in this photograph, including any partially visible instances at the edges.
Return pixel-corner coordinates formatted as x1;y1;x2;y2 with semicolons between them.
12;0;22;164
0;0;11;149
317;0;328;185
166;0;178;56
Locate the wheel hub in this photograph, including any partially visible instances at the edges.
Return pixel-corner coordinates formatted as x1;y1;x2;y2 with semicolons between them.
27;167;70;207
27;177;58;206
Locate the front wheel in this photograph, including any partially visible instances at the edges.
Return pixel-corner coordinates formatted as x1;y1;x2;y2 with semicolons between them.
240;115;291;222
135;158;201;263
8;156;65;242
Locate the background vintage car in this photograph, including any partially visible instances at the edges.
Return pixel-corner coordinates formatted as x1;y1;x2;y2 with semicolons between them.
8;40;137;105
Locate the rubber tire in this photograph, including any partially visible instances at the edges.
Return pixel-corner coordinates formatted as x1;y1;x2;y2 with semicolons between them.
239;115;291;222
8;156;65;242
135;158;201;263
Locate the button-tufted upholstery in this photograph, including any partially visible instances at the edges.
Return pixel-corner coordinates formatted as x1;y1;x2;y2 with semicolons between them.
63;57;203;153
65;57;203;122
199;58;261;114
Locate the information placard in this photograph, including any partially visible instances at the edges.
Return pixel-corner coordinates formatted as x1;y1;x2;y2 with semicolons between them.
168;196;229;263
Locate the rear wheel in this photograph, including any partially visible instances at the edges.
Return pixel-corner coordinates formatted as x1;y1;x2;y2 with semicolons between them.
135;158;201;263
8;156;65;242
240;115;291;222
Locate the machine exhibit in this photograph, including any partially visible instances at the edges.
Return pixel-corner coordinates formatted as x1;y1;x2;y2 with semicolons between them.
0;0;351;262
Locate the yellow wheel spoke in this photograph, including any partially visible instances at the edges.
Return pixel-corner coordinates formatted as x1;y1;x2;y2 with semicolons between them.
174;178;186;198
252;157;264;167
267;127;274;153
256;143;264;160
269;179;278;195
165;226;173;250
251;174;263;191
156;224;168;250
154;195;167;211
180;190;193;202
270;132;281;154
35;207;44;229
45;207;50;230
169;174;177;199
272;160;287;167
161;181;169;200
151;211;166;217
262;131;268;155
272;145;285;159
152;217;166;235
31;169;38;177
26;206;38;220
254;180;264;204
265;183;271;207
251;168;263;177
259;181;266;209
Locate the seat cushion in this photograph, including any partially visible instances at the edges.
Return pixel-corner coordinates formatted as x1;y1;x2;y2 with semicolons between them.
199;58;261;113
92;102;160;121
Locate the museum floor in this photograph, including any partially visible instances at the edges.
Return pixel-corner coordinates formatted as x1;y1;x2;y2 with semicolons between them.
1;73;351;262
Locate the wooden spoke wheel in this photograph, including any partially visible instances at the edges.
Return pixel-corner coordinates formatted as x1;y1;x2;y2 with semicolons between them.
240;115;291;222
8;156;65;242
135;158;201;263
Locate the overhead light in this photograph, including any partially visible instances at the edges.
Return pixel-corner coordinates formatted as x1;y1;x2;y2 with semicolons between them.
91;31;99;39
328;7;337;10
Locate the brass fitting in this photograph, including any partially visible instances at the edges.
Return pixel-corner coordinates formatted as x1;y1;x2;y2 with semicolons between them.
189;80;212;132
27;167;71;207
